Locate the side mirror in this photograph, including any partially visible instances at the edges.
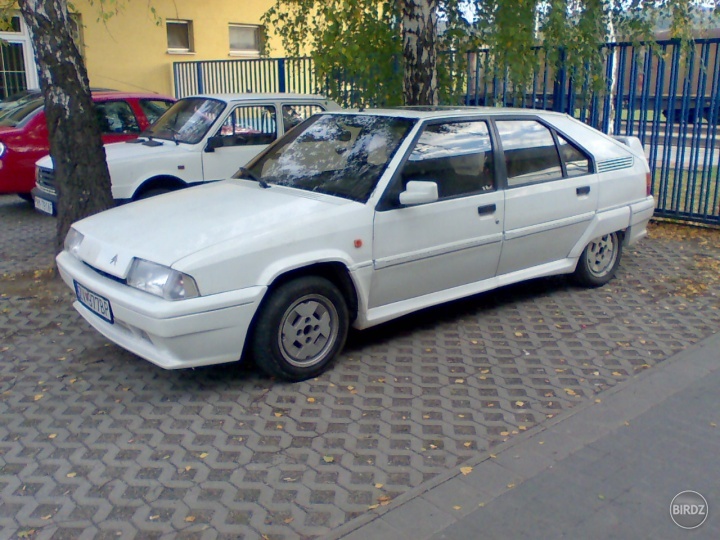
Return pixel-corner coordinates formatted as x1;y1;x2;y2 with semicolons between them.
205;136;223;153
399;180;439;206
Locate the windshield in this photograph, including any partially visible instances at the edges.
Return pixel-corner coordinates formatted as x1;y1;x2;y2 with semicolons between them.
145;97;225;144
0;98;44;127
239;114;415;203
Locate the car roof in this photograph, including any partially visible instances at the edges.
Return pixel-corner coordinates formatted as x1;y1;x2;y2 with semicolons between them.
190;92;333;103
90;90;175;101
330;106;569;120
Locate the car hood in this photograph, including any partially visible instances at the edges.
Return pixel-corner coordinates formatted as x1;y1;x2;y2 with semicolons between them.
103;138;196;162
71;180;354;278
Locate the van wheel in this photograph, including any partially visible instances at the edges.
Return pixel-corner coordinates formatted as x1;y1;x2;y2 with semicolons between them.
573;232;622;287
251;276;349;381
136;187;173;200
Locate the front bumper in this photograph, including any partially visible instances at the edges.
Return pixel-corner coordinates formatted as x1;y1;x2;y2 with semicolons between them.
57;251;267;369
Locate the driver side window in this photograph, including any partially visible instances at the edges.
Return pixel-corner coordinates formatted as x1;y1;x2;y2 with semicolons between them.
399;120;495;201
217;105;277;146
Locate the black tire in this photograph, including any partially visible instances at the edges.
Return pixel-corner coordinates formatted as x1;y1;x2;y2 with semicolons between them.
17;193;33;203
573;232;623;287
251;276;349;381
135;187;175;200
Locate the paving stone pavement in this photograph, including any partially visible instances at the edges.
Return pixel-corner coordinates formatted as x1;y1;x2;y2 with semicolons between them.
1;195;719;539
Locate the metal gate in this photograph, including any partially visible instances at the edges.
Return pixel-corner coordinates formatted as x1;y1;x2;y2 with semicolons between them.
174;38;720;226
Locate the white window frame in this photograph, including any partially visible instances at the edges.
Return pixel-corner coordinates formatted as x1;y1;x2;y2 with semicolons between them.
167;19;194;54
228;24;261;57
0;14;38;91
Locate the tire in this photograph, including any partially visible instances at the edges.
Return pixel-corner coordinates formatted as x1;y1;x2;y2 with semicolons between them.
251;276;349;381
135;186;175;200
573;232;623;287
17;193;33;203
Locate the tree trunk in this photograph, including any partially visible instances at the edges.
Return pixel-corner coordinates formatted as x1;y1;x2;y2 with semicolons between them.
401;0;439;106
18;0;114;253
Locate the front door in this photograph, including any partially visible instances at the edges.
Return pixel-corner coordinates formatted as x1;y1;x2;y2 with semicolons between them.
371;119;504;310
201;103;279;181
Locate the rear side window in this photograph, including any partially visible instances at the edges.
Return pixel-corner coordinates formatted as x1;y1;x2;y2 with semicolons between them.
557;134;591;177
95;100;139;134
496;120;562;187
139;99;174;125
400;120;495;200
282;104;325;132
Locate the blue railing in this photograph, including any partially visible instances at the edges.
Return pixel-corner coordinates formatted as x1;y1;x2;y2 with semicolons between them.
174;38;720;226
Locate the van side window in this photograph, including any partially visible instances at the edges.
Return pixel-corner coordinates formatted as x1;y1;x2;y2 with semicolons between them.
496;120;562;187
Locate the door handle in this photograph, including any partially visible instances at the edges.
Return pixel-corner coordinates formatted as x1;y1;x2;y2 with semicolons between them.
576;186;591;196
477;204;496;215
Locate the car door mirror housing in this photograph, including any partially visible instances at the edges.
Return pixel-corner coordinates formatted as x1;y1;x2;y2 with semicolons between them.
205;136;223;153
399;180;439;206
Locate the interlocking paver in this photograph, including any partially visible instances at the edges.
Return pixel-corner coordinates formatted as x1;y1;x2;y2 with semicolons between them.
1;194;719;538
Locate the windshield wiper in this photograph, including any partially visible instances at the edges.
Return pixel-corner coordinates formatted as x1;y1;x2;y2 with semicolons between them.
237;167;270;189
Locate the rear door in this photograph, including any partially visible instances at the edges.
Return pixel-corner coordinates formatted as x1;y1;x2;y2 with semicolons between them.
495;118;598;275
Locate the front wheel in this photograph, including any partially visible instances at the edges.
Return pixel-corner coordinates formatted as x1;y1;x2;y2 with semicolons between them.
251;276;349;381
573;232;623;287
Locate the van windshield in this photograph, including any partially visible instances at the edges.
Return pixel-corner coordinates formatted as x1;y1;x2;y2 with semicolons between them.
144;97;226;144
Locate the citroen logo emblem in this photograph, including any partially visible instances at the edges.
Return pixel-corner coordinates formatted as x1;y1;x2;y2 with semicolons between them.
110;254;118;265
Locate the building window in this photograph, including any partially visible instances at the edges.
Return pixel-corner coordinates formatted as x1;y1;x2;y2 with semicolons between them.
229;24;261;56
167;20;193;53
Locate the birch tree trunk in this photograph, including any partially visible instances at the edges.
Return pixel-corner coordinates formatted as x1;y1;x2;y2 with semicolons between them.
401;0;439;105
18;0;114;252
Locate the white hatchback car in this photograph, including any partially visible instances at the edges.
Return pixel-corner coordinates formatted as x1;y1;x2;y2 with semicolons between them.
56;107;654;381
33;93;340;212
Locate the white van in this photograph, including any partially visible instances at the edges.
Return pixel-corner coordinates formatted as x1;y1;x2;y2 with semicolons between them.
33;93;340;214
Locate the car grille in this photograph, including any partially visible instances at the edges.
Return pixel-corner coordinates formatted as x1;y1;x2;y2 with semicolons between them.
36;167;56;195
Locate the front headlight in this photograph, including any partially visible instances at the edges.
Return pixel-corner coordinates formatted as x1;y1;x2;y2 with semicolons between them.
64;228;84;259
126;258;199;301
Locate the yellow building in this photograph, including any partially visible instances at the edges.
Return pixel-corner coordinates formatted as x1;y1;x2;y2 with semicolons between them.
0;1;283;98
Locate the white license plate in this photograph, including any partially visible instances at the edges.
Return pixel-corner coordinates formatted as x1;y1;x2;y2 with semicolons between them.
74;281;114;324
34;196;54;215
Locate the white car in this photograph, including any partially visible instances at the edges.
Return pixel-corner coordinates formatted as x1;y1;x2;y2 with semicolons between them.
33;93;340;213
56;107;655;381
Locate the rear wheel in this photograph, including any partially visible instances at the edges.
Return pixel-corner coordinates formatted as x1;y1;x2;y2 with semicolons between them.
251;276;349;381
573;232;622;287
17;193;32;203
135;187;174;200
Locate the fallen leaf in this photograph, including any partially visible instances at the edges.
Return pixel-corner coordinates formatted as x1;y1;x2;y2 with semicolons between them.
711;423;717;428
463;442;472;447
307;397;316;403
33;394;44;401
515;401;525;407
149;515;159;521
489;453;497;458
453;505;462;510
185;516;195;523
500;431;509;436
455;378;465;384
284;517;294;524
368;504;379;510
41;515;52;520
199;452;208;459
66;472;76;478
507;483;515;489
375;483;383;489
460;466;473;475
48;434;57;439
323;455;334;463
598;494;606;500
274;412;283;417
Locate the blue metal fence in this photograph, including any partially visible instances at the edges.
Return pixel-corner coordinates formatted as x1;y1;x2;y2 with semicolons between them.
174;39;720;225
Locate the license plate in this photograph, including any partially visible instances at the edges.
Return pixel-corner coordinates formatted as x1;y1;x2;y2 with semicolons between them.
34;196;54;215
74;281;114;324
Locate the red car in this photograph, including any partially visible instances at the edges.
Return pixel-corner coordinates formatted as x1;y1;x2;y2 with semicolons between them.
0;90;175;201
